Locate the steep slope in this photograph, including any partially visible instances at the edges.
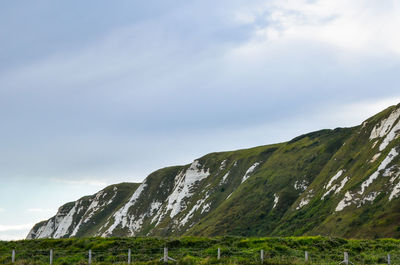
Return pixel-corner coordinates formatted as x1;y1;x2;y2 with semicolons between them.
28;103;400;239
187;128;352;237
26;183;140;239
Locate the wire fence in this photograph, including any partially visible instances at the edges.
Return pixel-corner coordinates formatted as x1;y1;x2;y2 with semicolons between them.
0;247;399;264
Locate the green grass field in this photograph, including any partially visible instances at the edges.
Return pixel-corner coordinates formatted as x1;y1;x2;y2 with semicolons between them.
1;236;399;264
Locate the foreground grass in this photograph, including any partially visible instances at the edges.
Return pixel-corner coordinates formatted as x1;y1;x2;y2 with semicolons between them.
0;236;399;264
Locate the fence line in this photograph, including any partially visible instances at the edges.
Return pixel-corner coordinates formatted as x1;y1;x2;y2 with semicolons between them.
1;247;399;264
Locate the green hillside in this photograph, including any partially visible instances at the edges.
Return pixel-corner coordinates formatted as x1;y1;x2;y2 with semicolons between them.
27;103;400;239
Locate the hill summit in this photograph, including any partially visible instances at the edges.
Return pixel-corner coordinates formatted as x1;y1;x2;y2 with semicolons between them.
28;103;400;239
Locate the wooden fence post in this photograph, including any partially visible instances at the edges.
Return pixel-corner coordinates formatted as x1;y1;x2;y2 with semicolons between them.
128;248;131;265
260;249;264;264
50;249;53;265
88;249;92;265
163;247;168;263
305;251;309;262
344;252;349;265
12;249;15;263
217;248;221;260
158;246;176;263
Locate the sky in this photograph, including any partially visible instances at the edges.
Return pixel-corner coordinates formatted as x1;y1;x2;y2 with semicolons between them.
1;0;400;240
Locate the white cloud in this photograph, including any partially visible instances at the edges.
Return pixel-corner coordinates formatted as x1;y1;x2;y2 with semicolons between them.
0;223;34;232
233;0;400;56
0;1;399;241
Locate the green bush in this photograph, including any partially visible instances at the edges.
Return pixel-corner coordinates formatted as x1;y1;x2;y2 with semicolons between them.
1;236;400;264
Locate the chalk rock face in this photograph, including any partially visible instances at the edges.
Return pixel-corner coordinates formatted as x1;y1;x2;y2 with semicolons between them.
27;183;139;239
28;104;400;239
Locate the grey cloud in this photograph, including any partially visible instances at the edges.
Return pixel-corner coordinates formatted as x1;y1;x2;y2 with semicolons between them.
1;0;400;239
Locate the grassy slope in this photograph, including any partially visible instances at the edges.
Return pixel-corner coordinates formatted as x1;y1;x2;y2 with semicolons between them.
187;104;400;239
103;166;185;237
1;237;400;264
187;128;353;237
309;105;400;238
28;103;400;240
29;183;141;239
76;183;142;237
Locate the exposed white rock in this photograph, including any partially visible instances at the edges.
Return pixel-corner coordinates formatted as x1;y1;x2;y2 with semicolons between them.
220;171;230;184
201;203;211;214
325;170;344;189
335;191;354;211
294;179;308;191
370;153;381;163
359;173;378;195
109;198;162;237
28;187;124;239
77;206;85;215
296;190;314;210
151;160;211;227
71;189;119;236
29;219;55;239
165;160;210;218
180;204;197;226
296;197;310;210
322;176;348;200
129;214;145;232
359;148;398;195
362;121;368;128
219;159;227;170
389;182;400;201
383;165;399;180
104;182;147;236
71;212;89;237
107;191;117;205
334;177;349;194
379;120;400;151
241;162;261;183
150;206;163;225
273;194;279;208
83;192;102;220
322;186;337;200
359;192;380;206
53;202;77;238
390;175;399;183
180;192;209;226
370;108;400;140
149;201;162;214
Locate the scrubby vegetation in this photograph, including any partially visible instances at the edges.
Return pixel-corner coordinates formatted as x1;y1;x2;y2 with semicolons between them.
1;236;399;264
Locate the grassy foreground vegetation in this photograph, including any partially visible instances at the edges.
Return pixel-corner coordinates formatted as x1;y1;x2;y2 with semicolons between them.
1;236;400;264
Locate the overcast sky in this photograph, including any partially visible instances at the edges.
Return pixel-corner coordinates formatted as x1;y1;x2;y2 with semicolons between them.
1;0;400;240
